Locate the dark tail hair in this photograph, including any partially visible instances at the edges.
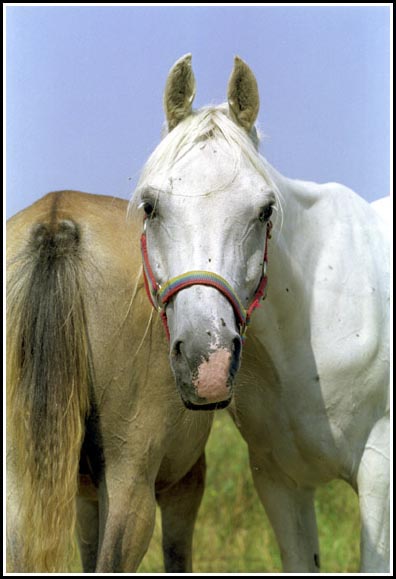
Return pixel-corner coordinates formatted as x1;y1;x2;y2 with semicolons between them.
7;218;91;572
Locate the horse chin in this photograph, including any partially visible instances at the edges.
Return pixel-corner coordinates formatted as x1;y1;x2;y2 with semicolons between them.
175;375;235;411
181;397;232;411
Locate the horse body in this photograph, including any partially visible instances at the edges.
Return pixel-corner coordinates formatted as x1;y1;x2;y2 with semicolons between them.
133;54;390;572
242;169;389;468
7;190;213;572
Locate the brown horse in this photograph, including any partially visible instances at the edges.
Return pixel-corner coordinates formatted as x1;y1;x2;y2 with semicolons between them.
6;190;213;572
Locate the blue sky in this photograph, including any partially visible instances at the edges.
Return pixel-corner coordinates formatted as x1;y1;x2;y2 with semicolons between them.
6;5;391;218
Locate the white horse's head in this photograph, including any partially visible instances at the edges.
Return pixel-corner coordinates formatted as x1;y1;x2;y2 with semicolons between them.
135;55;278;410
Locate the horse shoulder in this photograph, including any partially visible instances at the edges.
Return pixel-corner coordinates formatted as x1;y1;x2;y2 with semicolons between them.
303;184;389;398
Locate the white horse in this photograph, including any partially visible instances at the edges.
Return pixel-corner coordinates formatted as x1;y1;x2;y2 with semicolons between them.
132;54;390;573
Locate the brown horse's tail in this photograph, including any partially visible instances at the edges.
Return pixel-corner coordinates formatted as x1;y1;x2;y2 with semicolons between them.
7;218;91;572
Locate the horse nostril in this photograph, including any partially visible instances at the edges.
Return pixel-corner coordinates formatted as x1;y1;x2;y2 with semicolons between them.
231;336;242;375
172;340;183;358
232;335;242;356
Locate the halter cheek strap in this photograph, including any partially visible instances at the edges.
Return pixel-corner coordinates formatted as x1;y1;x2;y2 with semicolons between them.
140;221;272;341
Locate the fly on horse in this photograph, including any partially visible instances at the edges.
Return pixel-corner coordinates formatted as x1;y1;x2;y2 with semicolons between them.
133;55;390;572
6;192;213;572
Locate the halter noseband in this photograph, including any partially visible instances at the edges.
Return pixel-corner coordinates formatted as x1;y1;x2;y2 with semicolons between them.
140;220;272;341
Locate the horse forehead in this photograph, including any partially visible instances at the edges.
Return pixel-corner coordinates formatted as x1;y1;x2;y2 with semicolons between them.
169;143;264;198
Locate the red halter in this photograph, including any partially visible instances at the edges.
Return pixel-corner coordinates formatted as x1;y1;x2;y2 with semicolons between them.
140;220;272;341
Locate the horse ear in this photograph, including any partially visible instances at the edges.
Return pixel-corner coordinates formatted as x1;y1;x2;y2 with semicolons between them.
227;56;260;132
164;53;196;131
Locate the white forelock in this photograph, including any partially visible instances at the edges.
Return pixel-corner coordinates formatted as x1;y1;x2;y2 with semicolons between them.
131;105;282;208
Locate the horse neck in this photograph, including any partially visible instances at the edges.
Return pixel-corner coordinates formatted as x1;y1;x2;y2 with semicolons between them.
263;163;323;322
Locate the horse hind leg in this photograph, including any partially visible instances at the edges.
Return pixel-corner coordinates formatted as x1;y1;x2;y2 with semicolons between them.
357;414;390;572
156;453;206;573
95;469;157;573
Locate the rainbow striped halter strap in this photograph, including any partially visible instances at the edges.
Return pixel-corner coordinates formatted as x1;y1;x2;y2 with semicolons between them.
140;220;272;342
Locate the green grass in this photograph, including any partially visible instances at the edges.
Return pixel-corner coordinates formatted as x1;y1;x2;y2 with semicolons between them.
72;412;360;573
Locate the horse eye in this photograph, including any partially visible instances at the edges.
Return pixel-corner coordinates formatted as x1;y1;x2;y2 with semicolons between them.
259;204;273;222
143;202;155;217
